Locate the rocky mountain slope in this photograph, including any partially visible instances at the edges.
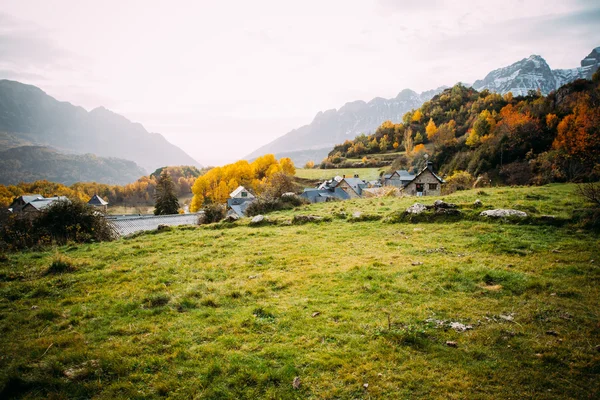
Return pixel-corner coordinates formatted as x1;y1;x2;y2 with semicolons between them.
245;87;447;164
0;80;201;172
473;47;600;96
248;47;600;165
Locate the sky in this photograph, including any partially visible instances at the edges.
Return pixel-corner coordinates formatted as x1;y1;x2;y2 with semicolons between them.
1;0;599;165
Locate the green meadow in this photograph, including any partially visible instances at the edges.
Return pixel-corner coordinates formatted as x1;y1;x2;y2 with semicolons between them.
1;184;599;399
295;168;384;181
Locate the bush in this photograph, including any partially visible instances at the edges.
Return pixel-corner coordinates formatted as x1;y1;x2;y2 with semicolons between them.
199;204;226;224
35;199;117;244
0;199;116;251
443;170;475;194
245;195;308;217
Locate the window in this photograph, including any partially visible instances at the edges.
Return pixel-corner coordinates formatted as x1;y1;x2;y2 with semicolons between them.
241;192;247;197
429;183;438;190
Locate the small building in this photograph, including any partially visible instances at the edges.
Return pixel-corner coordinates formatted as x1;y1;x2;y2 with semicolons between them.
382;170;416;187
334;176;367;198
402;162;445;196
302;174;367;203
8;194;43;213
227;186;256;217
88;194;109;212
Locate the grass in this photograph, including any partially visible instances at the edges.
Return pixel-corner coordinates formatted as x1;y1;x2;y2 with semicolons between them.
0;183;599;399
295;167;384;181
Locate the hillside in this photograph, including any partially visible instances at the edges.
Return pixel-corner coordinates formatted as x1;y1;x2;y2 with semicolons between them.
0;146;147;185
327;72;600;185
0;80;201;172
1;184;599;398
246;47;599;165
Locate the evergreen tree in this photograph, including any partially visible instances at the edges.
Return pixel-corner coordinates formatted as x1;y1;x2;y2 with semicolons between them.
154;170;180;215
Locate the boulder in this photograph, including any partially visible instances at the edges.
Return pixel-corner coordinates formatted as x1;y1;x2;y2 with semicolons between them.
352;211;362;219
406;203;427;214
480;209;528;218
224;214;239;223
157;224;170;231
433;200;457;209
473;199;483;207
250;215;265;224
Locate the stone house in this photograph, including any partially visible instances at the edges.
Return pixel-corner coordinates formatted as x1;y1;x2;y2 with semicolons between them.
227;186;256;217
88;194;109;212
402;162;445;196
382;170;415;188
8;194;43;213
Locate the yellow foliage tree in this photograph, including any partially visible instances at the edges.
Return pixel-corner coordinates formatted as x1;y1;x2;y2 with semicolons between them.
425;118;438;141
412;110;423;123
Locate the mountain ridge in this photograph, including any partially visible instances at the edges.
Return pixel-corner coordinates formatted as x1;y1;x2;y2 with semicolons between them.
0;80;201;172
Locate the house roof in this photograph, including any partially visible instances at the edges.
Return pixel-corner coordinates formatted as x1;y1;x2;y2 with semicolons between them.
88;194;108;206
230;186;254;198
23;196;69;211
335;177;366;195
404;165;445;187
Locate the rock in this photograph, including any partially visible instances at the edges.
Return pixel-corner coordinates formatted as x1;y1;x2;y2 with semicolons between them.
31;305;38;310
63;360;99;380
433;200;457;209
250;215;265;224
157;224;170;231
363;383;369;389
292;376;301;389
311;312;320;317
449;322;473;332
499;314;514;322
446;341;458;348
480;209;528;218
435;208;461;215
411;261;423;266
473;199;483;207
224;214;239;222
406;203;427;214
293;215;324;224
352;211;362;219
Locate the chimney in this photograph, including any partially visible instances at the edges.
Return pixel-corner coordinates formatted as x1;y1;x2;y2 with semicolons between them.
343;174;346;178
354;174;359;178
427;161;433;171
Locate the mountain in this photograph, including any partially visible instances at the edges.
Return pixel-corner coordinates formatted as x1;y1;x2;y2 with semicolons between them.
245;87;447;164
247;47;600;165
0;146;147;185
0;80;201;172
473;47;600;96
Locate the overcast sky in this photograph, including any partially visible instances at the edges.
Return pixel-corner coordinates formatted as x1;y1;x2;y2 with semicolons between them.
1;0;599;165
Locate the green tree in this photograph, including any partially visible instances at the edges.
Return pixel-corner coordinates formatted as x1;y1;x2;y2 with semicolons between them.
154;170;180;215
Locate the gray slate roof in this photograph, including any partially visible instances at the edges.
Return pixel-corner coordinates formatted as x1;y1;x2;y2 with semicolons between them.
88;194;108;206
23;196;69;211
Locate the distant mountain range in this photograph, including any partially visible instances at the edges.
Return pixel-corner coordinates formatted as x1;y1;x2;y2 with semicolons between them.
0;80;201;177
246;47;600;165
0;146;147;185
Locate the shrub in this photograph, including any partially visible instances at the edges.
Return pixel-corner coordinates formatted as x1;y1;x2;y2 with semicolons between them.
245;195;308;216
46;254;76;274
0;199;116;251
35;199;117;244
199;204;226;224
443;170;475;194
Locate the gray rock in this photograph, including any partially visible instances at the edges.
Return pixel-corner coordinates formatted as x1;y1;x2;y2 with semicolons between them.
292;215;324;224
480;209;528;218
157;224;170;231
473;199;483;207
250;215;265;224
435;208;461;215
224;214;239;223
406;203;427;214
352;211;362;218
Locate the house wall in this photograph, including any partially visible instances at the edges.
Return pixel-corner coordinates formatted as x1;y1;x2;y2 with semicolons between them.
384;174;405;188
404;170;442;196
336;181;360;198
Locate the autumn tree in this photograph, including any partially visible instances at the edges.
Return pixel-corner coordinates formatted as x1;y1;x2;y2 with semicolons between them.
154;170;180;215
403;128;414;153
304;160;315;169
412;110;423;123
426;118;438;141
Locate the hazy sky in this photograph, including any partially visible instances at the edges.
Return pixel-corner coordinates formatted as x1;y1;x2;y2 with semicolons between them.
1;0;599;165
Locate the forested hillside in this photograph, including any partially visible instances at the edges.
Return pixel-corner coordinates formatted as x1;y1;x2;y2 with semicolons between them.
327;71;600;185
0;146;147;185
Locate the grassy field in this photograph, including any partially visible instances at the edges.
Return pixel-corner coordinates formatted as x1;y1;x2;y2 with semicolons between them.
1;184;599;399
295;167;384;181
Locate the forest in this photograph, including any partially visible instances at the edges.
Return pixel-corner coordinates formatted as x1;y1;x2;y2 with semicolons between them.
0;166;207;208
326;71;600;185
